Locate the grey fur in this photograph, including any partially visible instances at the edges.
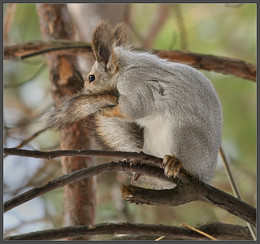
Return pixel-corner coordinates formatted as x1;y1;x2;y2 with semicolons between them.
113;47;223;183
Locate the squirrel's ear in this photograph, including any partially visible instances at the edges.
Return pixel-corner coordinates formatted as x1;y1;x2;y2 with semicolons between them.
113;23;128;47
106;51;119;74
92;21;113;64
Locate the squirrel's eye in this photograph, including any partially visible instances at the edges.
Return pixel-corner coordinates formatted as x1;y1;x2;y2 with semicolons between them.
89;75;95;82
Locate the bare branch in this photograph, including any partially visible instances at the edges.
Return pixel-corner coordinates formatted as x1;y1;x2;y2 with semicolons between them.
172;4;188;51
3;3;17;43
8;128;47;151
142;4;171;48
4;222;252;240
3;147;162;164
220;146;256;240
122;183;256;227
4;41;256;81
3;148;256;226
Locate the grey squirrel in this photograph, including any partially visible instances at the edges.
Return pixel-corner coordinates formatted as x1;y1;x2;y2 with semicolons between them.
46;21;223;184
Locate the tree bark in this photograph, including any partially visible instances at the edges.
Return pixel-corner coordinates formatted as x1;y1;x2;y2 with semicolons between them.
36;4;95;240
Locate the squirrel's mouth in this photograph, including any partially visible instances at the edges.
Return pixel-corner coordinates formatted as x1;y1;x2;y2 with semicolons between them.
82;87;93;95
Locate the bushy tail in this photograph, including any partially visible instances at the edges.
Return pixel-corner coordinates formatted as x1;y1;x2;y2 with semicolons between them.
43;92;118;130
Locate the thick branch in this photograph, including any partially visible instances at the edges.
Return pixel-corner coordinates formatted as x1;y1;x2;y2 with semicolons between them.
4;41;256;81
155;50;256;81
4;222;252;240
122;183;256;227
3;148;256;226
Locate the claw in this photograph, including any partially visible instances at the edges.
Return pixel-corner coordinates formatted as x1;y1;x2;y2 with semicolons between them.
163;154;182;178
131;172;141;184
130;159;141;166
122;158;141;166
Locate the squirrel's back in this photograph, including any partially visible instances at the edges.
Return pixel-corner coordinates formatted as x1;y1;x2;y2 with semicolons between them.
114;47;223;183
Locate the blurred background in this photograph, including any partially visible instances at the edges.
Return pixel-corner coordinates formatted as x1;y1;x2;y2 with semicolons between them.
3;3;256;240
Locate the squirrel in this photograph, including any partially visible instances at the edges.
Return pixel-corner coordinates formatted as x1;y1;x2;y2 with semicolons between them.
45;21;223;186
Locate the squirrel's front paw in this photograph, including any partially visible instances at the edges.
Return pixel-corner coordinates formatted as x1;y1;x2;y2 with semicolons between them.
163;154;182;178
99;106;115;117
100;104;128;119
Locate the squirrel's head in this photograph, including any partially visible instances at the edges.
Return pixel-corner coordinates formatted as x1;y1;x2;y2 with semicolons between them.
84;21;128;94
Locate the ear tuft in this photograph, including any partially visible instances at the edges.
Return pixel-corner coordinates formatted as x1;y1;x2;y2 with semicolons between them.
113;22;128;47
92;21;113;64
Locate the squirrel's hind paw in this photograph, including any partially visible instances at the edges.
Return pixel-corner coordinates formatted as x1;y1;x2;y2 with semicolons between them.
163;155;182;178
131;172;142;184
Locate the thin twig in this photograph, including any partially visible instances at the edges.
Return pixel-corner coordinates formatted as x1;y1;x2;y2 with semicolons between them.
3;3;17;43
180;223;217;240
3;147;162;166
4;222;252;240
172;4;188;51
14;128;48;149
142;4;171;48
219;147;257;240
4;41;92;60
3;128;48;159
20;45;92;60
219;147;241;197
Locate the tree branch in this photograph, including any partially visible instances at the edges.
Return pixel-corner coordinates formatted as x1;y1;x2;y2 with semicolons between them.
121;183;256;227
155;50;256;81
9;128;47;150
172;4;188;51
3;147;161;164
3;148;256;226
4;222;252;240
142;4;171;48
3;3;17;43
4;41;256;81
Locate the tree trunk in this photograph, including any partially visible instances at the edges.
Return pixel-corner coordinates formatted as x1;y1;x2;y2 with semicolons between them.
36;4;95;240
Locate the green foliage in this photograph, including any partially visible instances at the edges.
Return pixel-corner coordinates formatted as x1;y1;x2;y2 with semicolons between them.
12;3;42;42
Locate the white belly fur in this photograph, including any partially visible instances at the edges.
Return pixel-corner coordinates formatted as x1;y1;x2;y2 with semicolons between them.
137;113;174;158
